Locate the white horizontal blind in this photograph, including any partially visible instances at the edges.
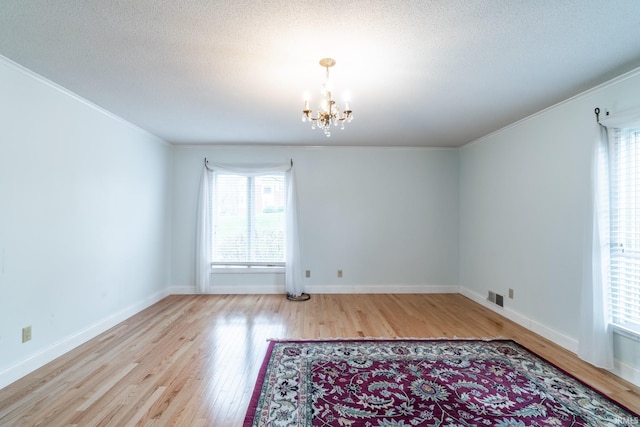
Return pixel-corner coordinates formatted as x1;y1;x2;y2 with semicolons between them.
609;128;640;333
211;173;285;265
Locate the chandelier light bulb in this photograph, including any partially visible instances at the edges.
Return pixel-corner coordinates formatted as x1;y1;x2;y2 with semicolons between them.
301;58;353;138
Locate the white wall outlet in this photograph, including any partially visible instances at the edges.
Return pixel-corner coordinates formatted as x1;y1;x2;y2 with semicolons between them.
22;326;32;343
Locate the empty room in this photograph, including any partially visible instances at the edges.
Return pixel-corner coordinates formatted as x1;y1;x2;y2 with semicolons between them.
1;1;640;425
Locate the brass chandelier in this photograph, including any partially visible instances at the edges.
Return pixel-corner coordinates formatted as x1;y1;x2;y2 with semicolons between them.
301;58;353;137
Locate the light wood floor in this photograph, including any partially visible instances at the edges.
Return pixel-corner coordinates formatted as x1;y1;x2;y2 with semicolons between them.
0;294;638;426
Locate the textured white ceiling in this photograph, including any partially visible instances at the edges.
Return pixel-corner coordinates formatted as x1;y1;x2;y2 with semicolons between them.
2;0;640;147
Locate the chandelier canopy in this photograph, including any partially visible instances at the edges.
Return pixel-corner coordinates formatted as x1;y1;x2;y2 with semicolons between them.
301;58;353;137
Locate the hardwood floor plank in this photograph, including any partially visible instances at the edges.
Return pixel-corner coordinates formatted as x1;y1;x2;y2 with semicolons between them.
0;294;638;426
76;363;138;412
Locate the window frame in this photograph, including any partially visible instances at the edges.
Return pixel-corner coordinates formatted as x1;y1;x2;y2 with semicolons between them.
607;127;640;337
210;172;286;273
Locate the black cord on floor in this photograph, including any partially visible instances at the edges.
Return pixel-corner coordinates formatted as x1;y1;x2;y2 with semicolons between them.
286;293;311;301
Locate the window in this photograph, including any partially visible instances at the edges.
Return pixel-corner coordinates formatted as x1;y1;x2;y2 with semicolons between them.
211;173;285;268
609;127;640;334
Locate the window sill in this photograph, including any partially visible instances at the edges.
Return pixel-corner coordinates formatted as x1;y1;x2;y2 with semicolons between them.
612;324;640;342
211;266;285;274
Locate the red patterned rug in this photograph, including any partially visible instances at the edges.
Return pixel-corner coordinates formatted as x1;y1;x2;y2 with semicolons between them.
244;339;639;426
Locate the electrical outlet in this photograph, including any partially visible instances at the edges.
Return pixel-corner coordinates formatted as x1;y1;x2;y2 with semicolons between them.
305;270;310;278
508;288;514;299
337;270;343;278
22;326;31;343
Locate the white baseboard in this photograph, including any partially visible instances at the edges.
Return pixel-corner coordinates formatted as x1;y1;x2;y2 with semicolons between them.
210;284;285;294
169;283;459;295
0;288;170;390
613;360;640;387
305;284;459;294
458;287;579;353
167;285;285;294
168;285;198;294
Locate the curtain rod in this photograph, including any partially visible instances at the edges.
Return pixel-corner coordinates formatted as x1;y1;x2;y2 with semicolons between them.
203;157;293;170
203;157;292;166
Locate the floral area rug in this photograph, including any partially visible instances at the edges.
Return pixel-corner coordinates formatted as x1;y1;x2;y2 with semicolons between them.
244;339;639;426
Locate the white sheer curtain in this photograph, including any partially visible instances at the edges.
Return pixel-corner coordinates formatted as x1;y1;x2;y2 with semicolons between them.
578;125;613;368
195;162;212;294
285;167;304;297
194;159;304;296
579;108;640;368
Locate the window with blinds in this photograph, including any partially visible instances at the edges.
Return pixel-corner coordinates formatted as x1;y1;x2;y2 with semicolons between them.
609;127;640;334
211;173;285;267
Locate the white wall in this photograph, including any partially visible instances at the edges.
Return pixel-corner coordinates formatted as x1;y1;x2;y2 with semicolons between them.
0;57;172;388
459;68;640;383
171;145;459;294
